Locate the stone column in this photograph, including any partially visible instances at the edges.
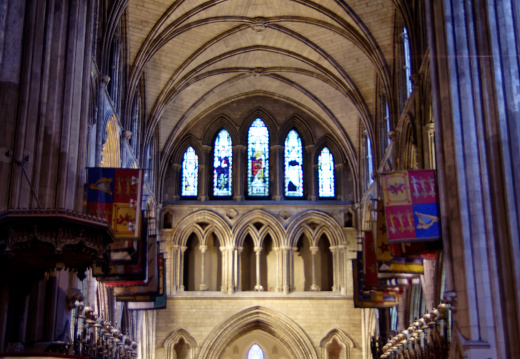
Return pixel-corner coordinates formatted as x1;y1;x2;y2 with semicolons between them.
281;246;291;294
199;245;208;291
273;246;281;292
426;0;520;357
337;244;346;295
227;245;236;294
236;247;243;292
304;145;315;199
271;145;283;200
168;245;178;295
310;246;320;291
199;145;211;201
233;145;246;201
219;246;227;293
178;246;187;291
254;247;264;291
330;246;338;292
290;247;298;291
424;122;436;170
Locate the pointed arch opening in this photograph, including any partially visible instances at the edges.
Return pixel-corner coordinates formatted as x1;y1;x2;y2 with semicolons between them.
317;234;334;291
183;233;200;291
294;233;313;291
241;235;256;291
247;343;264;359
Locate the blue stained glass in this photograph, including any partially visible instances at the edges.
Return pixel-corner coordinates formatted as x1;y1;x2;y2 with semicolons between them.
318;147;335;197
403;28;412;97
247;344;264;359
367;137;373;184
284;129;303;197
247;118;269;197
213;129;233;196
181;146;198;197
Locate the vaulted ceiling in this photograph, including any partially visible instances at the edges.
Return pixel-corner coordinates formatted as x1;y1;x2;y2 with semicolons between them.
121;0;398;172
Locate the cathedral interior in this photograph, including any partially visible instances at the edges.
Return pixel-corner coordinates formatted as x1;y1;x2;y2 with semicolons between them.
0;0;519;359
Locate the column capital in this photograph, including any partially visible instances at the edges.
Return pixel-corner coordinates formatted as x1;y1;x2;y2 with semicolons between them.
254;247;263;254
310;246;319;254
199;245;208;253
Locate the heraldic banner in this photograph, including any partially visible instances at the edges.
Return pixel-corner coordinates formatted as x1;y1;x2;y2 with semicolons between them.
381;170;441;242
86;168;144;240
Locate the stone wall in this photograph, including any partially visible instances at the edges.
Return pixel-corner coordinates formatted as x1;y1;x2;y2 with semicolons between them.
155;295;365;359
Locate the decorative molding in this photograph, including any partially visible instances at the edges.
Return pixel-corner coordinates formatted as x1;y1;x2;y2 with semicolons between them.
0;209;114;279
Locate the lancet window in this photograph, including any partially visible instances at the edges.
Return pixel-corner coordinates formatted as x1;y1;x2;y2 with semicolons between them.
213;129;233;197
403;27;412;97
247;118;269;197
318;147;335;198
247;344;264;359
284;129;303;197
181;146;198;197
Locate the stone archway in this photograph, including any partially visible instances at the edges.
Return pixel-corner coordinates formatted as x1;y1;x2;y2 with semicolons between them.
198;306;318;359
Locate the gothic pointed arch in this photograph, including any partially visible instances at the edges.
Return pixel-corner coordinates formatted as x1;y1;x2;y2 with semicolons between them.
239;107;277;145
278;114;314;146
197;306;318;359
286;210;345;248
169;135;205;167
172;210;231;247
320;329;358;359
163;328;199;359
201;115;239;147
232;210;285;248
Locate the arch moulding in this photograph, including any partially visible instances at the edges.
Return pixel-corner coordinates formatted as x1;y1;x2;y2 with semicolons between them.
197;305;318;359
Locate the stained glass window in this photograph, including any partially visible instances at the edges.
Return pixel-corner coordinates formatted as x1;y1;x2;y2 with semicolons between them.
181;146;198;197
213;129;233;196
284;129;303;197
403;28;412;97
318;147;335;198
247;344;264;359
367;137;373;184
247;118;269;197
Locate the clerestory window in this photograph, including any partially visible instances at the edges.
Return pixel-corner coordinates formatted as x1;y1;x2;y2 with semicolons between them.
181;146;198;197
318;147;335;198
247;118;269;197
213;129;233;197
284;129;303;197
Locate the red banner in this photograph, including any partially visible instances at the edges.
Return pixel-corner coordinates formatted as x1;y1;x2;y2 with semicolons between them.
382;170;441;242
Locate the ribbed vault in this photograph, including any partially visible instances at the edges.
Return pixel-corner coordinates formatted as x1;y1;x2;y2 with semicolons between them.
119;0;399;185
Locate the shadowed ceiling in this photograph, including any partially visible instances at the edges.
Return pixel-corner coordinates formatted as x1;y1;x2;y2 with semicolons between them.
119;0;399;176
